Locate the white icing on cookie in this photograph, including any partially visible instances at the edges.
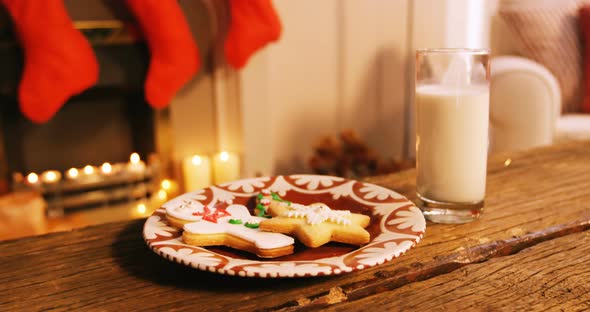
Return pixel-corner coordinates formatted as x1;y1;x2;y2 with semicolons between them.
165;198;205;221
257;189;353;225
183;205;295;249
284;203;352;225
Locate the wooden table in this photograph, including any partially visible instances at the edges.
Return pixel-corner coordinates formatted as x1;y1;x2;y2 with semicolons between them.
2;141;590;311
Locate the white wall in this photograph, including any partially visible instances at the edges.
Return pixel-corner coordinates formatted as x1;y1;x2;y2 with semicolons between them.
241;1;340;177
239;0;491;176
339;1;409;162
446;0;490;49
241;0;410;177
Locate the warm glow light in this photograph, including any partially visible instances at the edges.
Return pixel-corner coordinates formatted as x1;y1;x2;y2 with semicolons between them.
101;162;112;174
130;153;140;164
84;165;95;175
46;171;57;181
27;173;39;184
67;168;79;179
127;153;146;173
212;152;239;184
136;203;146;214
157;190;167;200
504;158;512;167
191;155;202;166
42;170;61;183
161;179;171;190
183;155;211;191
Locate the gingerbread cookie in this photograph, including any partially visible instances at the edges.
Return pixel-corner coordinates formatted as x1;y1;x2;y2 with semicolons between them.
257;190;371;248
182;203;295;258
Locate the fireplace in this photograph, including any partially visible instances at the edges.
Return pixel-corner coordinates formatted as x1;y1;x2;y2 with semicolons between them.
3;89;161;216
3;90;155;175
0;0;222;219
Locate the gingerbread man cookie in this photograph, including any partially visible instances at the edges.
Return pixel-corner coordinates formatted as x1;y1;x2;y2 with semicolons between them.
257;190;371;248
182;203;295;258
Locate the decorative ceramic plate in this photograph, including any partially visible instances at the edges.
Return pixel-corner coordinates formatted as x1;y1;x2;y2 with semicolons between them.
143;175;425;278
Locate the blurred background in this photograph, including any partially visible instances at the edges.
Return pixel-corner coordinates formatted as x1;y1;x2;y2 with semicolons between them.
2;0;589;240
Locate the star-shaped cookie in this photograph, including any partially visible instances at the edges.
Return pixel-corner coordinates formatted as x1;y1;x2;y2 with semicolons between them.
257;191;371;248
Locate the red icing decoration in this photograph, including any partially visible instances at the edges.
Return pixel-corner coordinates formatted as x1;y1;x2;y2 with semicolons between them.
192;206;232;223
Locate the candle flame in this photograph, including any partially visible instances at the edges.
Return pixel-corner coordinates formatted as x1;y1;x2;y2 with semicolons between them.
504;158;512;167
219;151;229;162
130;153;140;164
136;203;146;214
84;165;95;175
161;179;171;190
157;190;167;200
43;171;59;183
67;168;79;179
101;162;112;174
27;173;39;184
191;155;202;166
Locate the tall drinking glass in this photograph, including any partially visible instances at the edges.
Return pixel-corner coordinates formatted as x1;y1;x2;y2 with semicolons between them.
415;49;490;223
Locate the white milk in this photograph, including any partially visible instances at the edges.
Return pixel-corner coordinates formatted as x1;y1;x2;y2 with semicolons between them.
416;84;489;203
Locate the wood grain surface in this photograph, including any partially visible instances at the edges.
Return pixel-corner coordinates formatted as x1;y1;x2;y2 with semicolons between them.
1;141;590;311
328;231;590;311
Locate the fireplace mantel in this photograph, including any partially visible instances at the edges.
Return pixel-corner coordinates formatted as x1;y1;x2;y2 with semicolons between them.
0;0;241;195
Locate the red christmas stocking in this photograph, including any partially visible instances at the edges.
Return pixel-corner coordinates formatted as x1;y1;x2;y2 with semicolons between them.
580;5;590;113
2;0;98;123
125;0;200;109
224;0;282;69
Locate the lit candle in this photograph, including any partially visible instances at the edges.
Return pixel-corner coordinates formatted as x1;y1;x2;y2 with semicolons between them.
26;172;39;185
67;168;79;179
158;179;179;200
41;170;61;183
128;152;146;173
136;203;146;214
161;179;171;191
130;153;140;164
182;155;212;191
83;165;95;175
101;162;113;175
157;189;167;200
212;151;240;184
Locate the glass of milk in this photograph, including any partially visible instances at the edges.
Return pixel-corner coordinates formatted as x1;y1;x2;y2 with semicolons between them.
415;49;490;223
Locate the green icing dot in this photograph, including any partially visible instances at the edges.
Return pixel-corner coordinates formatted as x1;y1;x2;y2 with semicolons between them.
228;219;243;224
245;222;259;229
270;192;292;205
255;203;267;217
257;193;264;200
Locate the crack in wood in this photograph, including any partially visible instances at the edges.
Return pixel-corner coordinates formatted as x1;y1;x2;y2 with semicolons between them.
264;218;590;311
258;287;348;312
